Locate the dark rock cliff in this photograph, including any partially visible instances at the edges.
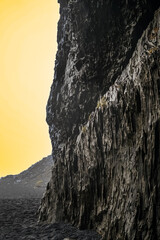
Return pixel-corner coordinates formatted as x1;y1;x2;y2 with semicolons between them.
39;1;160;239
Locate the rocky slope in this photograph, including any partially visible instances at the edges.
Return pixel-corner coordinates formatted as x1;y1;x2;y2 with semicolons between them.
0;155;53;199
39;1;160;239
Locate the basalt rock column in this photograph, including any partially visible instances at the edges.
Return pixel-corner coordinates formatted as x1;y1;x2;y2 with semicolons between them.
39;1;160;239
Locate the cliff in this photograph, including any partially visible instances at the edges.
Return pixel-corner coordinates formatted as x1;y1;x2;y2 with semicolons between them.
39;1;160;239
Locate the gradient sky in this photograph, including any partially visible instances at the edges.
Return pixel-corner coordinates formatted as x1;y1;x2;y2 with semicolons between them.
0;0;59;177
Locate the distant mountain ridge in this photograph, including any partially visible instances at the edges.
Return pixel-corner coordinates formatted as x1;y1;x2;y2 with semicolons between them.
0;155;53;199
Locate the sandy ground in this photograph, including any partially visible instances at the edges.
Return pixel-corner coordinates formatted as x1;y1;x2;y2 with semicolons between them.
0;199;101;240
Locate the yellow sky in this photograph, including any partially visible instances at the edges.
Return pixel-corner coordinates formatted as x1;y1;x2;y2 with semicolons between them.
0;0;59;177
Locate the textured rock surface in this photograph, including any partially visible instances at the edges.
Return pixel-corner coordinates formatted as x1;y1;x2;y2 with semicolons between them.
0;155;53;199
40;1;160;239
0;199;100;240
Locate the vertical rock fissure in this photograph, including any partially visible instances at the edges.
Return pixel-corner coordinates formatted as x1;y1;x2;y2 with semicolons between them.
39;1;160;239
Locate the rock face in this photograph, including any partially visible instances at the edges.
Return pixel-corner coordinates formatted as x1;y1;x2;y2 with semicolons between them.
0;155;53;199
39;1;160;239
